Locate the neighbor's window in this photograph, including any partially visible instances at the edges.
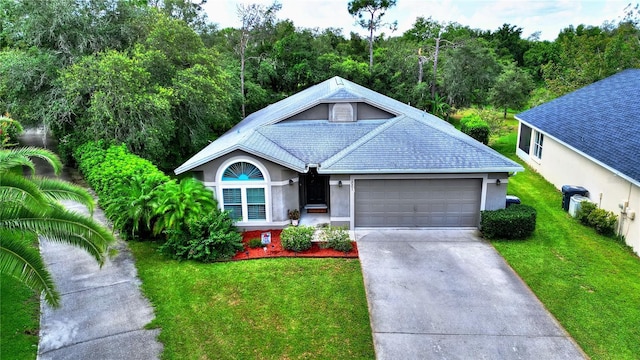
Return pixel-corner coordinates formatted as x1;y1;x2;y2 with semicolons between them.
221;162;267;221
518;124;532;154
533;131;544;159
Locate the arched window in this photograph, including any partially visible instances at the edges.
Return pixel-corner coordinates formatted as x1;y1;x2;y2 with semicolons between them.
220;161;268;222
222;162;264;181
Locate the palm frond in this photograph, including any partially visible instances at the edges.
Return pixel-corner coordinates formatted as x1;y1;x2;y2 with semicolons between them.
0;147;62;175
0;208;116;266
0;172;49;216
32;177;95;214
0;232;60;308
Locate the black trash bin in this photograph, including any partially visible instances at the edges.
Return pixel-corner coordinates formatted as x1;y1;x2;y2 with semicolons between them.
506;195;521;208
561;185;588;211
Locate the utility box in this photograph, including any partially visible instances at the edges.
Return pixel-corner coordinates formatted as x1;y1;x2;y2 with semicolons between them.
561;185;588;211
506;195;521;208
569;195;590;217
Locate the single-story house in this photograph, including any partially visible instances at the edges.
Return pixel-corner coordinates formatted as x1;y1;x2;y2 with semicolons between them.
175;76;523;230
516;69;640;255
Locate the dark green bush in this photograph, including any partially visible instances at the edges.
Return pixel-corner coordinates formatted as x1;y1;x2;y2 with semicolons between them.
460;114;490;144
481;204;537;239
281;225;315;252
575;201;597;225
74;141;169;238
248;238;263;248
160;210;243;262
586;208;617;236
574;201;617;236
319;226;353;252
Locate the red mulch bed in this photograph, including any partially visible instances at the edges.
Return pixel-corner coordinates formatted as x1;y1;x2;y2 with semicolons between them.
232;230;358;260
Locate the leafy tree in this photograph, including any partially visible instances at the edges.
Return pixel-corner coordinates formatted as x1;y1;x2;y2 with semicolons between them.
0;147;115;308
348;0;397;72
441;39;500;107
489;62;534;118
0;49;60;128
53;49;174;166
235;1;281;118
490;23;529;65
3;0;151;64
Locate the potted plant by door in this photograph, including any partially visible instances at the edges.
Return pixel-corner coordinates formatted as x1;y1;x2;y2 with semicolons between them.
288;209;300;226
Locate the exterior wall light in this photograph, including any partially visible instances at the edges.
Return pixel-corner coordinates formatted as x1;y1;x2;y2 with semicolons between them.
289;179;294;185
338;180;343;187
496;179;501;186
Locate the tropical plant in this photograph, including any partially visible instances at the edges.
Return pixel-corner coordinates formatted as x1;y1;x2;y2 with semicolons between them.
0;147;115;307
152;178;217;235
160;210;243;262
103;174;164;240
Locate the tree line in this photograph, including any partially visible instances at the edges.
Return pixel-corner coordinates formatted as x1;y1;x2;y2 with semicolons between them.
1;0;638;170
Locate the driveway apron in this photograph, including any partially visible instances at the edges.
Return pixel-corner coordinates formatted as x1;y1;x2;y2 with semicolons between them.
355;229;586;360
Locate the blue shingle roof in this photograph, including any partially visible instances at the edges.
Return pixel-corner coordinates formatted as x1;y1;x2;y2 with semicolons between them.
175;76;522;175
516;69;640;184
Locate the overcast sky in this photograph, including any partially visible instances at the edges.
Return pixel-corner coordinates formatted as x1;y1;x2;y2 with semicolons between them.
203;0;632;41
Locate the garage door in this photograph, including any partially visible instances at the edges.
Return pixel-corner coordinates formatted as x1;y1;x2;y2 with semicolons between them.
354;179;482;227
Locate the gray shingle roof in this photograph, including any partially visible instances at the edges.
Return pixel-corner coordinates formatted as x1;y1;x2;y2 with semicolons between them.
175;76;522;175
516;69;640;184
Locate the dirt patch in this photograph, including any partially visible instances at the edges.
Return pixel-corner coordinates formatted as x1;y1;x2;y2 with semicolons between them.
233;230;358;260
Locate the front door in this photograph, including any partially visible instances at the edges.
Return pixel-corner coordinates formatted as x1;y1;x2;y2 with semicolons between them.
305;168;328;205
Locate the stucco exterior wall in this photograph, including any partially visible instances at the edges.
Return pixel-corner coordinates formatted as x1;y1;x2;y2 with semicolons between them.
485;173;510;210
329;175;351;226
517;126;640;255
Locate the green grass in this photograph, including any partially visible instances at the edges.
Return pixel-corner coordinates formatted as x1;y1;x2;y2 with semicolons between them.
0;275;39;360
491;132;640;359
129;242;375;360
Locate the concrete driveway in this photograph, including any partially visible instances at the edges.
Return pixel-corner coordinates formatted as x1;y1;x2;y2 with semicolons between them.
355;229;586;360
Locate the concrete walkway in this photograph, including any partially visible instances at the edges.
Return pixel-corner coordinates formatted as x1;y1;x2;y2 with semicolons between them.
18;129;162;359
355;229;587;360
37;201;163;360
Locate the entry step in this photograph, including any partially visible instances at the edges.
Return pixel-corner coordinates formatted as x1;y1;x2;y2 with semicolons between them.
305;204;328;213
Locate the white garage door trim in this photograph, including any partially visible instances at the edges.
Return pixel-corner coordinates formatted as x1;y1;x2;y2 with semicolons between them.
350;174;488;228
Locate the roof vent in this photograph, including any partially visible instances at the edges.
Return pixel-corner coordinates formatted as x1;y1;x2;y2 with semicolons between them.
330;103;355;122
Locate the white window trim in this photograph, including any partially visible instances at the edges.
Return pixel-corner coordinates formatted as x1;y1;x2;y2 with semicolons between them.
216;157;271;223
533;131;544;160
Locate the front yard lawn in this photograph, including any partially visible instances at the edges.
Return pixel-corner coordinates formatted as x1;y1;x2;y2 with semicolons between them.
491;133;640;359
129;242;375;360
0;275;39;360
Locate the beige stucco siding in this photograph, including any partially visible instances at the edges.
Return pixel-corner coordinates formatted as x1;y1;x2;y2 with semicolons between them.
517;127;640;255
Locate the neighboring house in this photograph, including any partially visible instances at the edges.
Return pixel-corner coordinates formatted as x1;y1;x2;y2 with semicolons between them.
516;69;640;255
175;76;522;230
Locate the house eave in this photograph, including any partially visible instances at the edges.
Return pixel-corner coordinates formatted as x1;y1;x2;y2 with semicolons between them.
317;167;524;175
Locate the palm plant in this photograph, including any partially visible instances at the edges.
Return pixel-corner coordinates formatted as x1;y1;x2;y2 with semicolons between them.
152;178;216;235
0;147;115;307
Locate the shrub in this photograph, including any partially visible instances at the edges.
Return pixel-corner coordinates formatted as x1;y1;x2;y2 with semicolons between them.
281;225;315;252
460;113;490;144
586;208;617;236
319;226;353;252
481;204;537;240
74;141;169;238
160;210;243;262
248;238;263;248
575;201;597;225
0;114;24;148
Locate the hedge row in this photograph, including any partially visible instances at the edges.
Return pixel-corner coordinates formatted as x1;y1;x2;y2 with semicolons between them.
460;114;490;145
74;140;169;201
481;204;537;240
